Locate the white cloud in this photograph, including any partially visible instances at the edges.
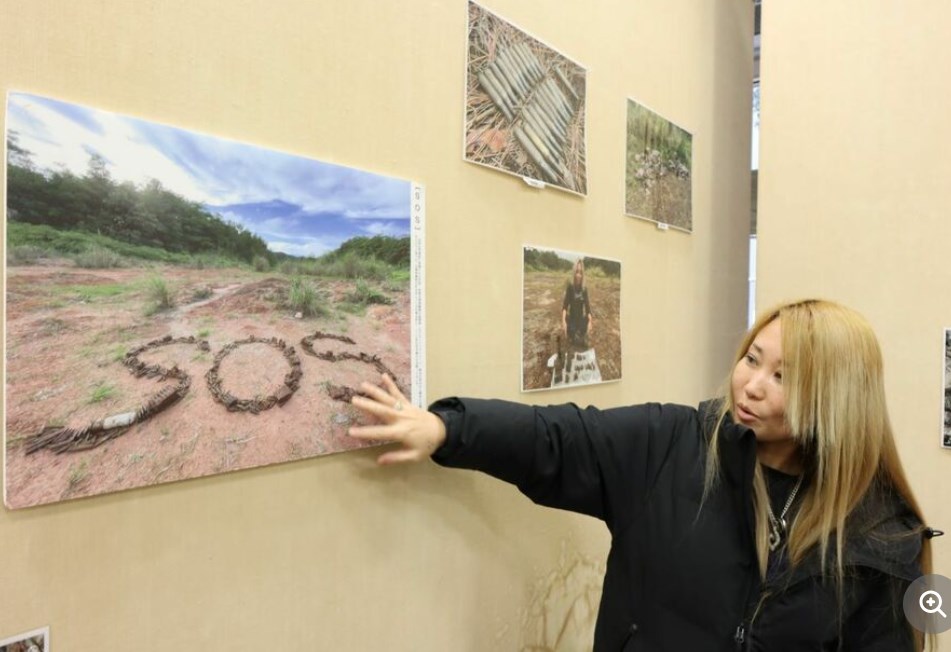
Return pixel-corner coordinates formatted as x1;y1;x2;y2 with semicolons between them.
8;94;209;201
268;237;339;258
8;92;412;220
260;216;298;233
214;210;253;230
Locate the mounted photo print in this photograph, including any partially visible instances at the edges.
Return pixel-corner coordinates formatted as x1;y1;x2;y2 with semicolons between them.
0;626;48;652
624;97;693;232
464;1;588;195
943;328;950;449
522;245;621;392
4;91;425;508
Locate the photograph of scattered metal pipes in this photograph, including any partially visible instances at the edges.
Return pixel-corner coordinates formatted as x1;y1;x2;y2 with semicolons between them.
464;1;587;195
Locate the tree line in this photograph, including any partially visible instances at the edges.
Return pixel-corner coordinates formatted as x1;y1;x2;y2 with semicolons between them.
626;100;691;170
524;247;620;278
324;234;410;267
7;132;269;263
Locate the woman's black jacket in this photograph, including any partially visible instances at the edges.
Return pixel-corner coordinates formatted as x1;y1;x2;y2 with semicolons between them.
430;398;923;651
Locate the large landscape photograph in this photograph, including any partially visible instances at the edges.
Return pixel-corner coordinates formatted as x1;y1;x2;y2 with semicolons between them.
4;92;421;508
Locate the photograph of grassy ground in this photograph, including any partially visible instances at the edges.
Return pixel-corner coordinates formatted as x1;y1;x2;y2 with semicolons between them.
522;246;621;392
625;98;692;232
4;92;419;508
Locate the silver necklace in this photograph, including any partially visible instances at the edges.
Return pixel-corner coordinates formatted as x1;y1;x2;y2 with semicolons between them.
766;473;804;552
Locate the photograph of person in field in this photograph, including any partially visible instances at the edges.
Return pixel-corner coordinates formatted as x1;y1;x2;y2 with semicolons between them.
521;245;620;392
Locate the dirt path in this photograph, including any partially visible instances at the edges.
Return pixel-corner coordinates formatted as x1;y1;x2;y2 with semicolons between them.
4;264;411;508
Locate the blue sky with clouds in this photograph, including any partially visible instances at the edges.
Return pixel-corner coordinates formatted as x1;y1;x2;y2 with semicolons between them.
5;91;411;257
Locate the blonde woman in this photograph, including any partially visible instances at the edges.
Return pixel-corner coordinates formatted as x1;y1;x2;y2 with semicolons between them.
562;258;593;349
349;299;939;650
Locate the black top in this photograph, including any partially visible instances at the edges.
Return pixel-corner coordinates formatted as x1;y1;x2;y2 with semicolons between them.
763;466;800;515
431;398;923;651
562;282;590;342
763;466;801;585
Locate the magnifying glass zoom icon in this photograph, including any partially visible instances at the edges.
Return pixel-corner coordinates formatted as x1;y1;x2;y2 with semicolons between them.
920;590;948;618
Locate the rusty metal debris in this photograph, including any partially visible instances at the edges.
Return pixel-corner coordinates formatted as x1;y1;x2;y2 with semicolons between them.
299;330;356;357
480;43;581;189
204;336;302;413
26;335;207;454
299;330;406;402
25;330;402;455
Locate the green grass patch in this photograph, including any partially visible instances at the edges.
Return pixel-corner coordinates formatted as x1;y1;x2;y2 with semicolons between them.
311;252;394;281
287;277;328;317
189;285;213;302
69;283;129;302
7;222;250;268
277;259;317;276
74;246;124;268
89;382;116;403
7;244;51;265
187;253;240;270
67;460;90;490
345;279;392;306
144;277;176;315
278;251;401;282
337;302;365;315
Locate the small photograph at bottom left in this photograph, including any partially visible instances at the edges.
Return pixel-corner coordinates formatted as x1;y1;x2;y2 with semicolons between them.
0;627;48;652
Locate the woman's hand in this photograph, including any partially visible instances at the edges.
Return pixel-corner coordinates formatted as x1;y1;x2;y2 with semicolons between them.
348;373;447;465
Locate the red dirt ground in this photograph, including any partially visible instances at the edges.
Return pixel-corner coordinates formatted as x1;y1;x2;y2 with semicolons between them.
3;264;411;509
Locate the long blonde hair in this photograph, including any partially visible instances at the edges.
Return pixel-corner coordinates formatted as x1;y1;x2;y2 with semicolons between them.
705;299;932;645
571;259;586;288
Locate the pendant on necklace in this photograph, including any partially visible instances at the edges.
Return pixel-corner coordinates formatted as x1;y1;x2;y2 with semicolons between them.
768;517;786;552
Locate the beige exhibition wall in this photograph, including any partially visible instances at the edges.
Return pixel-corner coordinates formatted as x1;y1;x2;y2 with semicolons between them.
0;0;753;649
758;0;951;642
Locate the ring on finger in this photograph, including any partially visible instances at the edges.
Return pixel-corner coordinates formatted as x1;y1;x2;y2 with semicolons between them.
393;400;403;412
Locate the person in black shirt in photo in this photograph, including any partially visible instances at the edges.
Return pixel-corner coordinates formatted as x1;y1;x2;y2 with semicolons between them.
562;258;593;350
